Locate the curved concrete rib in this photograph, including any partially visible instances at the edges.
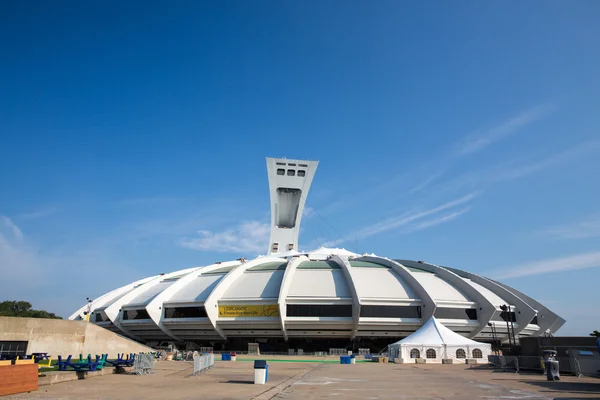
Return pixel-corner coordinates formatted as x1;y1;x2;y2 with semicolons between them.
277;256;309;342
204;256;288;340
397;260;496;339
331;255;361;340
488;278;562;336
69;275;157;320
145;261;241;341
104;267;195;340
443;267;537;337
358;256;437;322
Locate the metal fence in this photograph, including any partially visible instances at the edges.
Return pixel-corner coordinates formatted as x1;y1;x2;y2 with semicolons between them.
133;353;155;375
488;355;574;374
192;352;215;376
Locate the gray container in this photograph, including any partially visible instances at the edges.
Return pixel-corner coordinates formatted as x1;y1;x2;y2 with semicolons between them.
545;360;560;381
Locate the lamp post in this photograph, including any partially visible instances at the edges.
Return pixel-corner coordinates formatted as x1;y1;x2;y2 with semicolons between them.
83;298;93;322
500;304;513;350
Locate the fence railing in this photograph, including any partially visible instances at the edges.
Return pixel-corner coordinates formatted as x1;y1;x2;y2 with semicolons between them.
192;353;215;376
133;353;155;375
488;355;574;374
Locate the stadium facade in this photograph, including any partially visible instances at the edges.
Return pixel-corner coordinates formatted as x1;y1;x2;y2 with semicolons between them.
70;158;564;351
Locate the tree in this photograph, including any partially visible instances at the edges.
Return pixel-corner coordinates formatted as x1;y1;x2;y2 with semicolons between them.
0;300;62;319
590;330;600;338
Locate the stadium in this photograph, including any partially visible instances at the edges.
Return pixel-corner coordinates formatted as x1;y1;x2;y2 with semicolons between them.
70;158;564;352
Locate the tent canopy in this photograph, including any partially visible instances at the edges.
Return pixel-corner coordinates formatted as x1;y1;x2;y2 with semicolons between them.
392;316;483;346
388;316;492;362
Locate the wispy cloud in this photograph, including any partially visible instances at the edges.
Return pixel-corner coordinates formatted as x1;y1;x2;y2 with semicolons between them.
457;104;551;156
438;140;600;194
494;140;600;182
0;215;140;317
492;251;600;279
409;207;471;231
539;213;600;240
15;207;57;220
1;216;23;240
323;192;478;247
408;170;446;194
179;220;270;254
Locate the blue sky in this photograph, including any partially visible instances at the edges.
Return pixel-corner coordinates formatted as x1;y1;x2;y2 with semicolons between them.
1;1;599;335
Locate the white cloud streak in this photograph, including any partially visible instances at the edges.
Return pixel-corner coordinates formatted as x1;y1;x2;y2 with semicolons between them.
492;251;600;279
409;207;471;231
457;104;551;156
540;213;600;240
322;192;477;247
179;220;270;254
438;140;600;193
1;216;23;240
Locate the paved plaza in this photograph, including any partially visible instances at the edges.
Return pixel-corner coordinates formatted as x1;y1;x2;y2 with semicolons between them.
5;357;600;400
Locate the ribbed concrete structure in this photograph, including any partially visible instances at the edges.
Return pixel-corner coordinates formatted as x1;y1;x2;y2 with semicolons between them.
70;158;564;346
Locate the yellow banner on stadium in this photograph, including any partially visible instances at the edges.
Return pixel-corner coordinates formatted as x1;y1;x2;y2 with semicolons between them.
218;304;279;318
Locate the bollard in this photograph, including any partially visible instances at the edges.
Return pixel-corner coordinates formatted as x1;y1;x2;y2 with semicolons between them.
254;360;268;384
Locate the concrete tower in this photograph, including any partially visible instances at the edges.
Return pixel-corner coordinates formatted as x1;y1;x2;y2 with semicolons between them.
266;157;318;254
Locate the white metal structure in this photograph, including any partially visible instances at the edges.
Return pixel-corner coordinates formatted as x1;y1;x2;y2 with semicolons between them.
70;157;564;345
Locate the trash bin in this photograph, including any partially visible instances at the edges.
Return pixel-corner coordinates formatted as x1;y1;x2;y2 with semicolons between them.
254;360;268;384
231;352;237;362
542;350;559;381
350;354;356;364
545;360;560;381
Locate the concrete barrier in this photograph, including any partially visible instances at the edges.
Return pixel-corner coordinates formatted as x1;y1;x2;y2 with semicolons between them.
38;366;133;386
442;359;453;364
415;358;426;364
0;317;153;359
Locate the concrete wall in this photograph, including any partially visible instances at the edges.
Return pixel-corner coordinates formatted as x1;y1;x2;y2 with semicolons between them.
0;317;153;358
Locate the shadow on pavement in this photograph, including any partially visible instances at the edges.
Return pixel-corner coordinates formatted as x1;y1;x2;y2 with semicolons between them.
522;380;600;394
224;379;254;384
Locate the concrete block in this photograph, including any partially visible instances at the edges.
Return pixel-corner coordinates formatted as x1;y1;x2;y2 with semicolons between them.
466;359;478;364
415;358;426;364
442;359;453;364
393;358;404;364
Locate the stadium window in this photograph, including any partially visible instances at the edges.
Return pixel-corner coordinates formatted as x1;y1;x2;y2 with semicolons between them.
0;341;28;358
530;315;538;325
164;306;207;319
122;309;150;320
276;162;286;166
434;308;477;320
286;304;353;318
472;348;483;358
500;310;516;322
297;170;306;177
456;349;466;359
299;164;308;167
287;169;295;176
94;312;109;322
410;349;420;359
277;169;285;175
360;305;421;318
426;348;436;359
288;163;296;166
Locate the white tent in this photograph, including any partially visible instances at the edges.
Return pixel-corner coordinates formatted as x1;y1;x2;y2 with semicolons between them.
388;316;492;363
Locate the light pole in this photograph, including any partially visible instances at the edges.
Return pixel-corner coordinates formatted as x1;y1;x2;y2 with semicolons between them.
83;298;93;322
